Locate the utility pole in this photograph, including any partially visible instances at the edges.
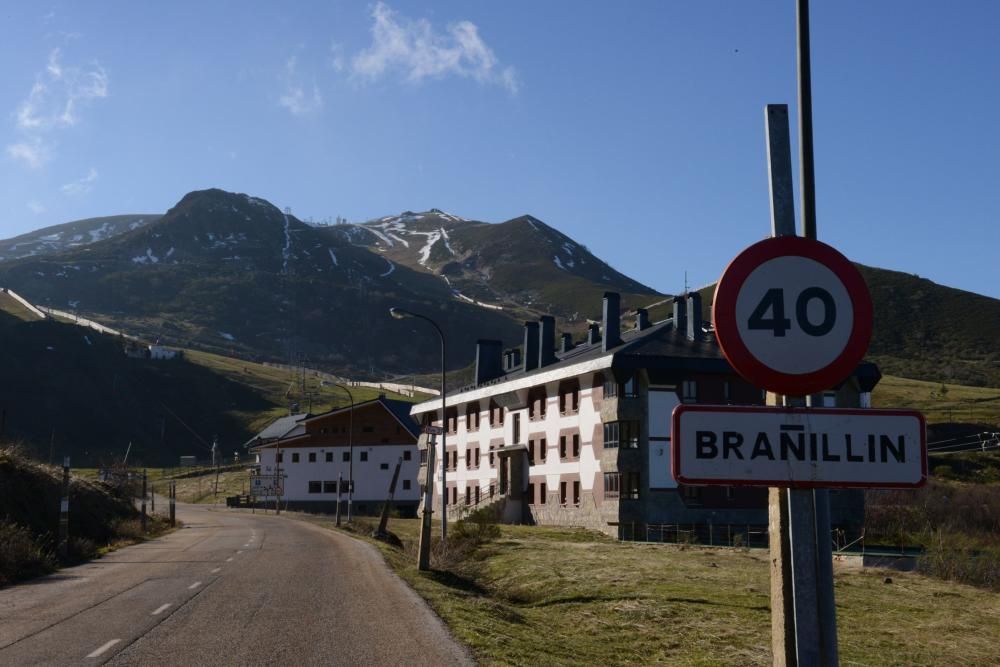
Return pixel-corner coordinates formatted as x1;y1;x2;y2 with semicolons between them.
375;457;403;538
417;431;438;571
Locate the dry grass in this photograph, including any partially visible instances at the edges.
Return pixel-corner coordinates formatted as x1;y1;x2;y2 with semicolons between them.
874;375;1000;426
292;515;1000;666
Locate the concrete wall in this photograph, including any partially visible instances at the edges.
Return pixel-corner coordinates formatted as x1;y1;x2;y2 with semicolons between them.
257;444;420;503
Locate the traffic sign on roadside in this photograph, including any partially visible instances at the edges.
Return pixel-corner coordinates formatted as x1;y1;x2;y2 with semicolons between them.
672;404;926;488
713;235;873;396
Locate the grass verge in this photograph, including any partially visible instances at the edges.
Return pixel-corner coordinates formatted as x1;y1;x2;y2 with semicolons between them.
288;514;1000;666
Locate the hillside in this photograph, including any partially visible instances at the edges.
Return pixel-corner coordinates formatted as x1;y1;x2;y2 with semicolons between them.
648;267;1000;388
0;190;524;375
0;304;417;466
0;214;160;262
1;190;996;386
320;209;660;327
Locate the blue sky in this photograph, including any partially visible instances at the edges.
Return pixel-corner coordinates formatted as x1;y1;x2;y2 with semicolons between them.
1;1;997;298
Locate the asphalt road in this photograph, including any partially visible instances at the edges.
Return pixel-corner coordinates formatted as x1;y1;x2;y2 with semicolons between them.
0;504;472;666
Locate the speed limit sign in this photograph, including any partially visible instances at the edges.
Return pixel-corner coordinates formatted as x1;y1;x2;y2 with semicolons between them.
713;236;873;396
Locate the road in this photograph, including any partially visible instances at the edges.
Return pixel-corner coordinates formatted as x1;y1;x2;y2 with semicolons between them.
0;504;471;666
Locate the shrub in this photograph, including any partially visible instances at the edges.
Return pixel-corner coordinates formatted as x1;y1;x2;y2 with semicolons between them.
0;520;55;587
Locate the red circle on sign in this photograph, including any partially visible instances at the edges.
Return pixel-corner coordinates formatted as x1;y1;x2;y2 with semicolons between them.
712;236;873;396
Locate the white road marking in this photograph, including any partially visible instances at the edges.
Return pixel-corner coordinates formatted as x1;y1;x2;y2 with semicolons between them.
243;543;249;548
87;639;121;658
188;581;202;590
152;603;172;616
226;557;233;562
237;550;243;554
210;568;221;573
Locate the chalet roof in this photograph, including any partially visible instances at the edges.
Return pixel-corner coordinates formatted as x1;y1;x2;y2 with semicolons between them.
251;395;420;450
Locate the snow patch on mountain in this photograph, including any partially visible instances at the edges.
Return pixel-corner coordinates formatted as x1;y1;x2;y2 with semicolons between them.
379;257;395;277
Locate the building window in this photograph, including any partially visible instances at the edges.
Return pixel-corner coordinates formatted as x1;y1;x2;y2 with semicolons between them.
558;380;581;414
528;388;547;421
380;463;389;470
513;412;521;444
681;485;701;504
725;486;736;501
528;439;535;465
603;377;618;398
559;436;567;459
489;445;496;468
603;421;639;449
475;447;481;467
573;480;581;506
325;452;333;462
604;472;621;499
489;400;505;427
308;452;316;463
404;450;412;461
341;479;350;493
308;481;321;494
623;472;640;500
723;381;732;403
572;434;580;458
323;480;337;493
419;449;427;465
475;486;481;504
403;479;411;490
682;380;697;403
342;452;350;462
560;481;568;506
292;453;300;463
466;449;472;468
451;487;458;505
539;481;546;504
623;375;638;398
539;438;547;461
466;487;471;505
466;403;480;431
360;451;369;462
363;425;375;433
528;483;535;505
276;452;283;463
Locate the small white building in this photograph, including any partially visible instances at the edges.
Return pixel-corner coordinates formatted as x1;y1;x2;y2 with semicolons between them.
250;396;421;515
149;345;181;360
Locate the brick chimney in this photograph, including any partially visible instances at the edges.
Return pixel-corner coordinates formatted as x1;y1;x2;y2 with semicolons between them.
587;323;601;346
673;295;687;336
475;340;504;385
523;321;540;372
539;316;556;367
686;293;702;341
602;292;621;352
635;308;650;331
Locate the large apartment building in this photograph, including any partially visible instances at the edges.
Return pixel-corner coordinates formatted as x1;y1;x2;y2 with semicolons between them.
410;292;880;540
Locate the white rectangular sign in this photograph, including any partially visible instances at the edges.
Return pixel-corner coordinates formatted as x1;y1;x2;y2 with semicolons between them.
672;405;926;488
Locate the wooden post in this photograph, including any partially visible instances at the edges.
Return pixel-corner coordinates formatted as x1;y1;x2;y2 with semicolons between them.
58;456;70;560
376;457;403;537
418;432;438;571
336;473;343;527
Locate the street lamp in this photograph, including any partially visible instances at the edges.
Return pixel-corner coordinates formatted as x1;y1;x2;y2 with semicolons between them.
390;307;448;543
331;383;355;522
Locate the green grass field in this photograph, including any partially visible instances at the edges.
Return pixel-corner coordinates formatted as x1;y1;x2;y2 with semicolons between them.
293;516;1000;666
873;375;1000;426
0;291;43;321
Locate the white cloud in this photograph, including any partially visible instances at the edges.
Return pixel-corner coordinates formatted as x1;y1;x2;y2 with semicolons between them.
330;42;346;73
60;167;98;195
351;2;518;94
6;139;50;169
278;56;323;116
27;200;46;215
6;48;108;168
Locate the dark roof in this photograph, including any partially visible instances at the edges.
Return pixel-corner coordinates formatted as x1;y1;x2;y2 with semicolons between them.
243;413;309;447
449;318;721;397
